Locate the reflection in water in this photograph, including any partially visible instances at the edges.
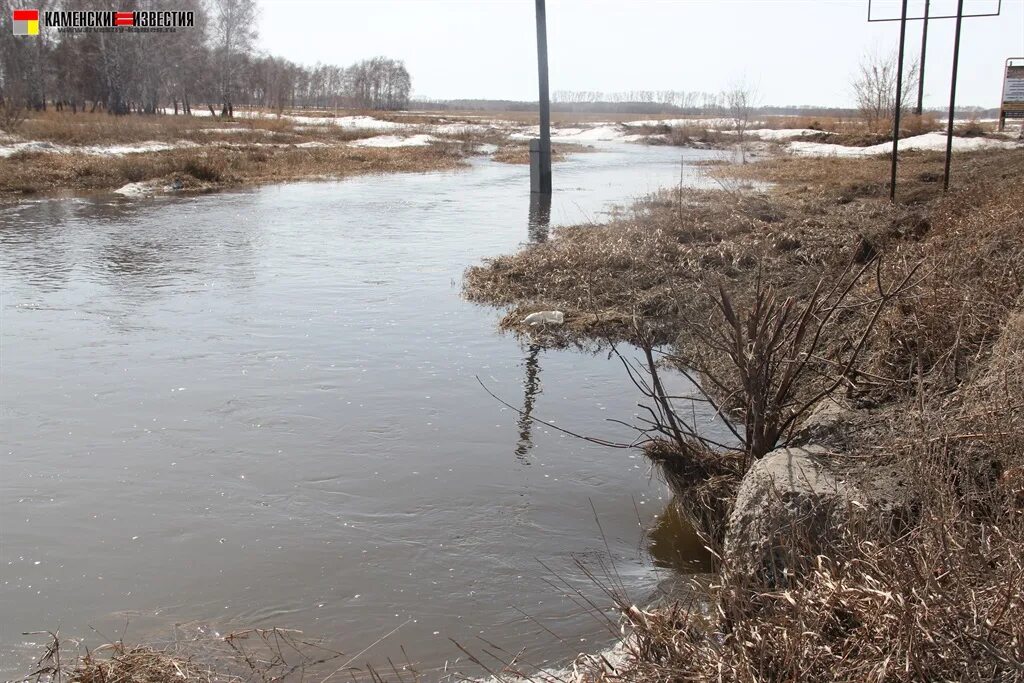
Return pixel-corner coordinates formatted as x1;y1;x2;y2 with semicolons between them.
648;500;716;574
528;192;552;243
515;344;543;463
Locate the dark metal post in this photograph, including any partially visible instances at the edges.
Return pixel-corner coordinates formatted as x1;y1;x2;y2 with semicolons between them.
532;0;552;195
944;0;965;191
890;0;909;202
916;0;930;115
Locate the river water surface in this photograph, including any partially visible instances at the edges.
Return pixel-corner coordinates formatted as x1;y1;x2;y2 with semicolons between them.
1;144;724;678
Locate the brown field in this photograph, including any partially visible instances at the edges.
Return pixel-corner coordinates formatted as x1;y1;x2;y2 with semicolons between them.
9;110;389;146
0;140;468;198
0;110;505;198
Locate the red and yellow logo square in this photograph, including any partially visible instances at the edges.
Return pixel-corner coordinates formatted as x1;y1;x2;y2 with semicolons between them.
13;8;39;35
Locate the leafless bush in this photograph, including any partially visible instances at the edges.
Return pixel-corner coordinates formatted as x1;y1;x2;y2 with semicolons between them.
0;97;27;133
724;78;759;163
852;49;920;132
619;259;920;466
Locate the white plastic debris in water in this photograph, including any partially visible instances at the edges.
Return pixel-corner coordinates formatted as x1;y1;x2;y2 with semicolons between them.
522;310;565;326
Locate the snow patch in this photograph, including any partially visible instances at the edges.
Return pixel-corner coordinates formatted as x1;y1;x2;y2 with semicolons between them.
624;117;736;129
114;181;157;197
0;139;196;157
746;128;826;140
197;127;272;135
349;134;438;148
289;114;405;130
787;132;1022;157
509;124;629;143
0;140;64;157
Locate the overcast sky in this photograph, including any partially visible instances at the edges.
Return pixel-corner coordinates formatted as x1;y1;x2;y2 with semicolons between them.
256;0;1023;108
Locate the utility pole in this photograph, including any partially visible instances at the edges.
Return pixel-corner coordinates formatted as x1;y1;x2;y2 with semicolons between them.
916;0;930;115
531;0;552;195
943;0;965;191
890;0;909;202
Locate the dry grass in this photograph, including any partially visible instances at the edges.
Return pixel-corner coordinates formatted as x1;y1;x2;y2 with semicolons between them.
491;142;586;164
630;123;732;148
570;316;1024;682
22;626;410;683
760;114;854;132
0;109;541;198
464;153;945;343
0;140;468;197
466;148;1024;681
467;148;1024;412
10;110;340;146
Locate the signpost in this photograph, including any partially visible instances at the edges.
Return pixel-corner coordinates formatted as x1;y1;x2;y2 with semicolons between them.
891;0;910;202
915;0;930;115
999;58;1024;131
867;0;1003;197
531;0;552;196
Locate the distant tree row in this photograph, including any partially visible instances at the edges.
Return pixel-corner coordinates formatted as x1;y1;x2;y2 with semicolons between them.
0;0;412;117
552;89;726;113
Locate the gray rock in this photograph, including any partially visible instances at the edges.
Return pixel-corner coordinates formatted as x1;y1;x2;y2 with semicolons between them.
793;398;856;446
723;445;904;587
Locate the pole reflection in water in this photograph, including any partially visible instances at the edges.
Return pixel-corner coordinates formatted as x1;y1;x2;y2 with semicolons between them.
515;344;543;463
528;192;552;243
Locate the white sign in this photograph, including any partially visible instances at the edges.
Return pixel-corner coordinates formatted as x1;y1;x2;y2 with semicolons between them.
1002;63;1024;119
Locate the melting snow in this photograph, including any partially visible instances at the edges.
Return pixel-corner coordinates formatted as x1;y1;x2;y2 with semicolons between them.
744;128;826;140
0;140;196;158
787;132;1022;157
349;134;438;148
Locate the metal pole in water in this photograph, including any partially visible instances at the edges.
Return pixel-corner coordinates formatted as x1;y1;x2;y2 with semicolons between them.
890;0;909;202
916;0;930;115
944;0;965;192
532;0;552;195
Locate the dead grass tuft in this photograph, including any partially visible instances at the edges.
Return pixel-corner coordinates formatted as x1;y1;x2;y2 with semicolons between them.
24;627;356;683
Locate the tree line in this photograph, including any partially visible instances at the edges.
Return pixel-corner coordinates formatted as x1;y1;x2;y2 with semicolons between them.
0;0;412;117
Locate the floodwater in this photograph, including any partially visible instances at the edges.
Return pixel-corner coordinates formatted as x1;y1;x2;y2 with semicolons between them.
1;144;727;678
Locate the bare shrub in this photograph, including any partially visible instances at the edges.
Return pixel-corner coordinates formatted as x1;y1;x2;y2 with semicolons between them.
724;78;759;163
0;98;27;134
852;49;920;132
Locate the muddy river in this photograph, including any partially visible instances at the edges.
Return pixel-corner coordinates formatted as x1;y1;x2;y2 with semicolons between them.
1;144;727;678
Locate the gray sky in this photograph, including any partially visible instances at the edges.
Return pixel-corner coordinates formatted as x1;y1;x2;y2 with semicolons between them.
257;0;1024;108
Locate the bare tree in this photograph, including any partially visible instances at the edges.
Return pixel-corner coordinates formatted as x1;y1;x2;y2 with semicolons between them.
724;77;760;163
0;0;409;118
209;0;258;117
852;49;920;132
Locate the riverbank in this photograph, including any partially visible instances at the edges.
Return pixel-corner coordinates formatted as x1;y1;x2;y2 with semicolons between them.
0;110;488;198
465;148;1024;680
2;109;1017;200
0;110;621;198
